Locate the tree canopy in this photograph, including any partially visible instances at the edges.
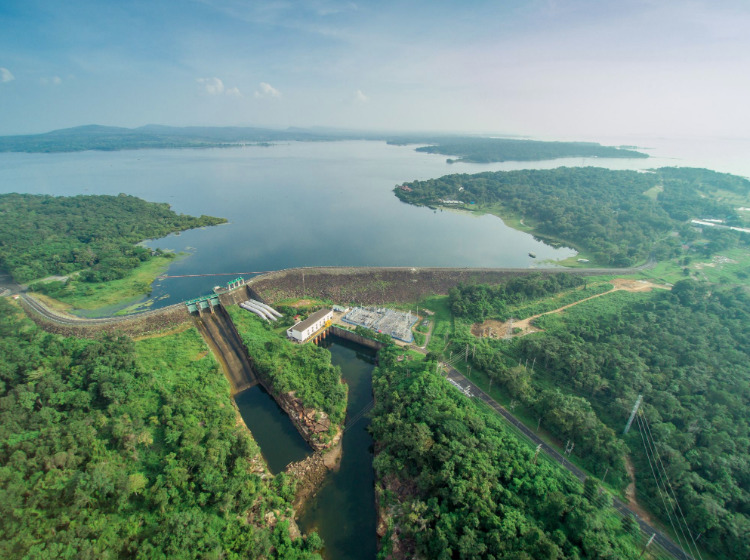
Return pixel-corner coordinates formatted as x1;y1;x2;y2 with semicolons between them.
396;167;750;266
0;299;320;559
370;346;646;559
0;193;225;283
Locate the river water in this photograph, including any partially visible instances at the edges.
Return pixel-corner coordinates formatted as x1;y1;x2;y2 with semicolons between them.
234;384;312;474
298;336;378;560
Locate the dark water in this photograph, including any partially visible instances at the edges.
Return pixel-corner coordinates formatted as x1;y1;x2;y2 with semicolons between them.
298;336;378;560
234;384;312;474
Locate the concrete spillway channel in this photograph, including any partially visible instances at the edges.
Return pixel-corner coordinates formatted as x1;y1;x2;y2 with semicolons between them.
193;307;257;394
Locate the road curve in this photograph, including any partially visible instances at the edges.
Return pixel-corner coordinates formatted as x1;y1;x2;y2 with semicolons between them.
20;293;185;327
442;363;693;560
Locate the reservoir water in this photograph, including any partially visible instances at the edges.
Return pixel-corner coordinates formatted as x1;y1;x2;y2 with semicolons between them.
0;141;580;308
3;137;749;309
298;336;378;560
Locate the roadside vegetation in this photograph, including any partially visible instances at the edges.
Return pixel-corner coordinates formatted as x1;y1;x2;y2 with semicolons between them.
0;299;321;559
371;345;648;559
433;270;750;560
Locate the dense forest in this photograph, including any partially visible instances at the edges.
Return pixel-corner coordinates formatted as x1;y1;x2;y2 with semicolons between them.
0;298;321;559
448;272;586;321
450;277;750;559
370;346;646;559
0;193;225;283
396;166;750;266
410;137;648;163
227;306;347;445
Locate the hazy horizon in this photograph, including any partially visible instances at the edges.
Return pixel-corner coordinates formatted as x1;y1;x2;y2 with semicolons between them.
2;0;749;139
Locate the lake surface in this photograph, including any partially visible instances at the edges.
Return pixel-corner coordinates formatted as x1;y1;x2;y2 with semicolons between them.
234;384;311;474
1;137;749;308
298;336;378;560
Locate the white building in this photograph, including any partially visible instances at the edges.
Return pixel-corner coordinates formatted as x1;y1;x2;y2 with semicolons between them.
287;308;333;342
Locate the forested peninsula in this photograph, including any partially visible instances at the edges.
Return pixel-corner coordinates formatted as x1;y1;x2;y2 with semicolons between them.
396;166;750;266
0;193;225;284
0;125;647;162
400;136;648;162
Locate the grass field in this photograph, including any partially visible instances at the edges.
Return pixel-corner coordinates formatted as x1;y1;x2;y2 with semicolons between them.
32;255;176;313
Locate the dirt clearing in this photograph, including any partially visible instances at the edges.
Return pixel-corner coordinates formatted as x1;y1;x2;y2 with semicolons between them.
472;278;667;339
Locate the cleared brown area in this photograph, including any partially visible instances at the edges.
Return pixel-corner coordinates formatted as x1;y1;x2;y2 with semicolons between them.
472;278;667;339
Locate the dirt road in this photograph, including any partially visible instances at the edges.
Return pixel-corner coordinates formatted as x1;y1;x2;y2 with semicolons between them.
473;279;668;339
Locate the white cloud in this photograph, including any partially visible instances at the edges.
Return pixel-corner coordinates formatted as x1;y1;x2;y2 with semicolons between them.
40;76;62;86
226;86;242;97
197;77;225;95
355;89;369;103
0;68;14;83
255;82;281;98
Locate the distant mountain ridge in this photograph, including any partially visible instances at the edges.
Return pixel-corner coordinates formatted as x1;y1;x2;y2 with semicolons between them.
0;124;648;161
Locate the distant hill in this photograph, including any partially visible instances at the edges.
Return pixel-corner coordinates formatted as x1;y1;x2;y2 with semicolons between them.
0;124;648;161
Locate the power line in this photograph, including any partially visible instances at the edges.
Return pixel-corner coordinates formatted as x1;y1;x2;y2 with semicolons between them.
640;411;703;560
635;413;690;558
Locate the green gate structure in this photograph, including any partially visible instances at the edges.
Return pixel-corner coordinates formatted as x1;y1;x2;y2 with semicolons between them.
185;294;221;313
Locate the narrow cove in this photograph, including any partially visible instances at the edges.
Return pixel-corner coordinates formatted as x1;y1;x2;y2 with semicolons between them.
234;384;312;474
298;336;378;560
234;334;378;559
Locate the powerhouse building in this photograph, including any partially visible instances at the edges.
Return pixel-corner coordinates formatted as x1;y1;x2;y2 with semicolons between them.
287;308;333;342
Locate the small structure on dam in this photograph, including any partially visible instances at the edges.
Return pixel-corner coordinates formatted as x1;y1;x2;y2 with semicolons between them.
342;306;418;343
186;294;221;314
287;308;333;343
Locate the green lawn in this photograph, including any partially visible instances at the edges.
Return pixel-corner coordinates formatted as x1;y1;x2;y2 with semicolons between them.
32;255;176;313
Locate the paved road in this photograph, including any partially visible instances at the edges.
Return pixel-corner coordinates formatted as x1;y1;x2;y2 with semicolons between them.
19;293;184;326
441;363;694;560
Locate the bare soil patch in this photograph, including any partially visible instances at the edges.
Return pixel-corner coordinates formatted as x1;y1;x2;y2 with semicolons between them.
472;278;666;339
625;455;653;522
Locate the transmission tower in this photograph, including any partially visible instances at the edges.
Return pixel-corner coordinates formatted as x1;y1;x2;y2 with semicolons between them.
624;394;643;434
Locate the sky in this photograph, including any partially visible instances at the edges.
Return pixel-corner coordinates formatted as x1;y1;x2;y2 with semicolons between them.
1;0;749;139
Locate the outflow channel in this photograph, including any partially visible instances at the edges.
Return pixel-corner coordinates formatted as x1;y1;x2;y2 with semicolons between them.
298;336;378;560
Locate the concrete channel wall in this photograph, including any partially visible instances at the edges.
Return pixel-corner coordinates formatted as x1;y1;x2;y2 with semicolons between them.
329;325;386;351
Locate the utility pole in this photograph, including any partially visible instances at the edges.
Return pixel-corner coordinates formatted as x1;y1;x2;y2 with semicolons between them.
601;466;609;486
624;394;643;434
465;343;468;363
467;365;471;378
533;444;542;464
537;417;542;432
638;534;655;558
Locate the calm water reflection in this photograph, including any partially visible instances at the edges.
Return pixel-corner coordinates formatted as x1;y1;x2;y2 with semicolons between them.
234;384;311;474
298;336;378;560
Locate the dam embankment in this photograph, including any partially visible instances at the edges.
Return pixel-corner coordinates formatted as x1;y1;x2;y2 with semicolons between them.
240;266;631;306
